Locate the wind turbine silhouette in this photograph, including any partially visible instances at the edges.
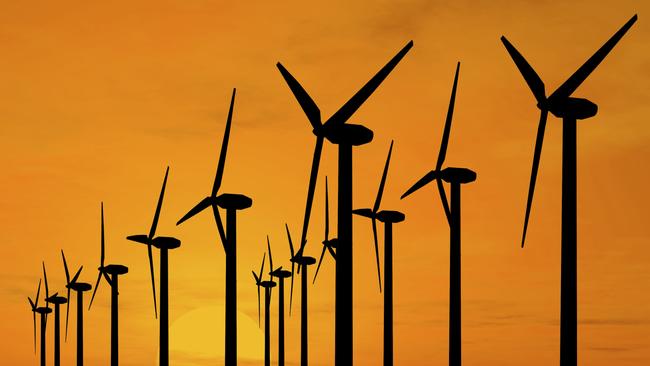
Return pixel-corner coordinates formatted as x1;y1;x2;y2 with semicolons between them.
353;140;405;366
277;42;412;365
401;63;475;366
286;223;316;366
313;177;337;285
28;278;51;366
177;88;251;366
268;236;292;366
43;262;67;366
127;166;181;366
253;252;275;366
88;202;128;366
62;250;91;366
500;14;637;366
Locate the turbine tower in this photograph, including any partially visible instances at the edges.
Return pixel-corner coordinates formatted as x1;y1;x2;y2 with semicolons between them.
62;250;92;366
28;278;51;366
177;88;252;366
127;166;181;366
402;63;476;366
268;236;292;366
500;15;637;366
43;262;67;366
253;253;276;366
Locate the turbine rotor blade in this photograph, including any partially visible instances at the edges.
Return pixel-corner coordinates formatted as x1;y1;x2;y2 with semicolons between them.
549;14;638;103
88;271;102;310
71;267;82;284
401;170;438;199
437;62;460;171
325;176;329;242
100;202;105;267
500;36;546;104
149;166;169;239
374;140;394;212
61;250;70;284
352;208;374;219
147;244;158;318
313;245;328;284
371;217;382;292
177;197;213;226
213;88;236;196
267;236;273;273
65;288;70;341
35;279;41;307
437;178;451;225
212;205;228;252
325;41;413;128
42;262;49;299
522;109;548;247
276;63;322;131
298;135;324;262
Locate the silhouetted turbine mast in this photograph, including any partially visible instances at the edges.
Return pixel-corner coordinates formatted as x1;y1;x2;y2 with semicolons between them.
43;262;67;366
501;14;637;366
29;278;51;366
62;250;91;366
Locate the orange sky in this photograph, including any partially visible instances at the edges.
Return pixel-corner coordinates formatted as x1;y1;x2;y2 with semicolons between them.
1;1;649;365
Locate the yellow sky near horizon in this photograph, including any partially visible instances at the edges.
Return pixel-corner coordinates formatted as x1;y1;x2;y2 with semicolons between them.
1;1;649;365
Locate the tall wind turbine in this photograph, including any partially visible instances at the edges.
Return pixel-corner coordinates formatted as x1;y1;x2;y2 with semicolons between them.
401;63;476;366
62;250;91;366
177;88;251;366
277;42;412;365
127;166;181;366
500;15;637;366
268;236;292;366
28;278;51;366
88;202;128;366
253;253;276;366
43;262;67;366
353;140;405;366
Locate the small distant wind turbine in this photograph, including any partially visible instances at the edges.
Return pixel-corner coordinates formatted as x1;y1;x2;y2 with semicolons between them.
28;278;51;366
313;177;337;285
62;250;91;366
278;41;413;365
501;15;637;366
353;140;405;366
43;262;67;366
268;236;292;366
177;88;252;366
253;253;276;366
127;166;181;366
402;63;475;366
88;202;128;366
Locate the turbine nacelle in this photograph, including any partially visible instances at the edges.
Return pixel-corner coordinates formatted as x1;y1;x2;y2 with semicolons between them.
270;268;292;279
35;307;52;315
292;255;317;266
441;167;477;184
547;97;598;120
326;123;374;146
45;295;67;305
216;193;253;210
68;282;92;292
102;264;129;276
376;210;406;223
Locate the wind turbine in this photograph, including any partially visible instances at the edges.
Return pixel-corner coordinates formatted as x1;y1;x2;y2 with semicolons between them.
127;166;181;366
43;262;67;366
176;88;251;366
286;224;317;366
88;202;128;366
313;177;337;285
500;14;637;366
401;63;475;366
353;140;405;366
28;278;51;366
277;42;412;364
62;250;91;366
268;236;292;366
253;253;275;366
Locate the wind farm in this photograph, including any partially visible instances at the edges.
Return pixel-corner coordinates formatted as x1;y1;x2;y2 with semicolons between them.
7;6;648;366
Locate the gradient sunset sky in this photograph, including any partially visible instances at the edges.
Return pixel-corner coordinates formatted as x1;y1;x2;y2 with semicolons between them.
1;1;649;365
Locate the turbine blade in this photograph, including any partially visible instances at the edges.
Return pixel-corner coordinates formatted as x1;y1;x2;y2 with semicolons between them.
212;204;228;252
352;208;374;219
177;197;213;226
61;250;70;284
32;304;36;354
500;37;546;104
289;260;295;316
267;236;273;273
372;218;382;292
325;41;413;128
100;202;105;267
313;245;328;284
35;279;41;307
149;166;169;239
42;262;49;299
325;176;329;242
126;234;150;245
522;109;548;247
147;244;158;318
65;286;70;341
88;271;102;310
374;140;394;212
437;178;451;225
401;170;437;199
299;135;325;263
276;63;322;131
285;224;295;258
437;63;460;171
549;14;638;102
327;244;336;259
253;276;261;327
71;267;82;284
260;253;266;280
213;88;236;196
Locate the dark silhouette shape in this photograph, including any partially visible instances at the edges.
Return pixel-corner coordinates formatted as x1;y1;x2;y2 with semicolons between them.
29;278;52;366
277;41;412;366
353;141;405;366
88;202;128;366
253;253;276;366
500;14;637;366
268;237;292;366
177;88;252;366
62;250;92;366
127;166;181;366
286;224;317;366
43;262;67;366
402;63;475;366
313;177;337;284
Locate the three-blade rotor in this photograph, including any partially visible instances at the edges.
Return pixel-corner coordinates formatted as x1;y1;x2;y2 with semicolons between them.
89;202;111;310
27;279;41;354
62;250;82;341
251;252;266;327
314;177;336;284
